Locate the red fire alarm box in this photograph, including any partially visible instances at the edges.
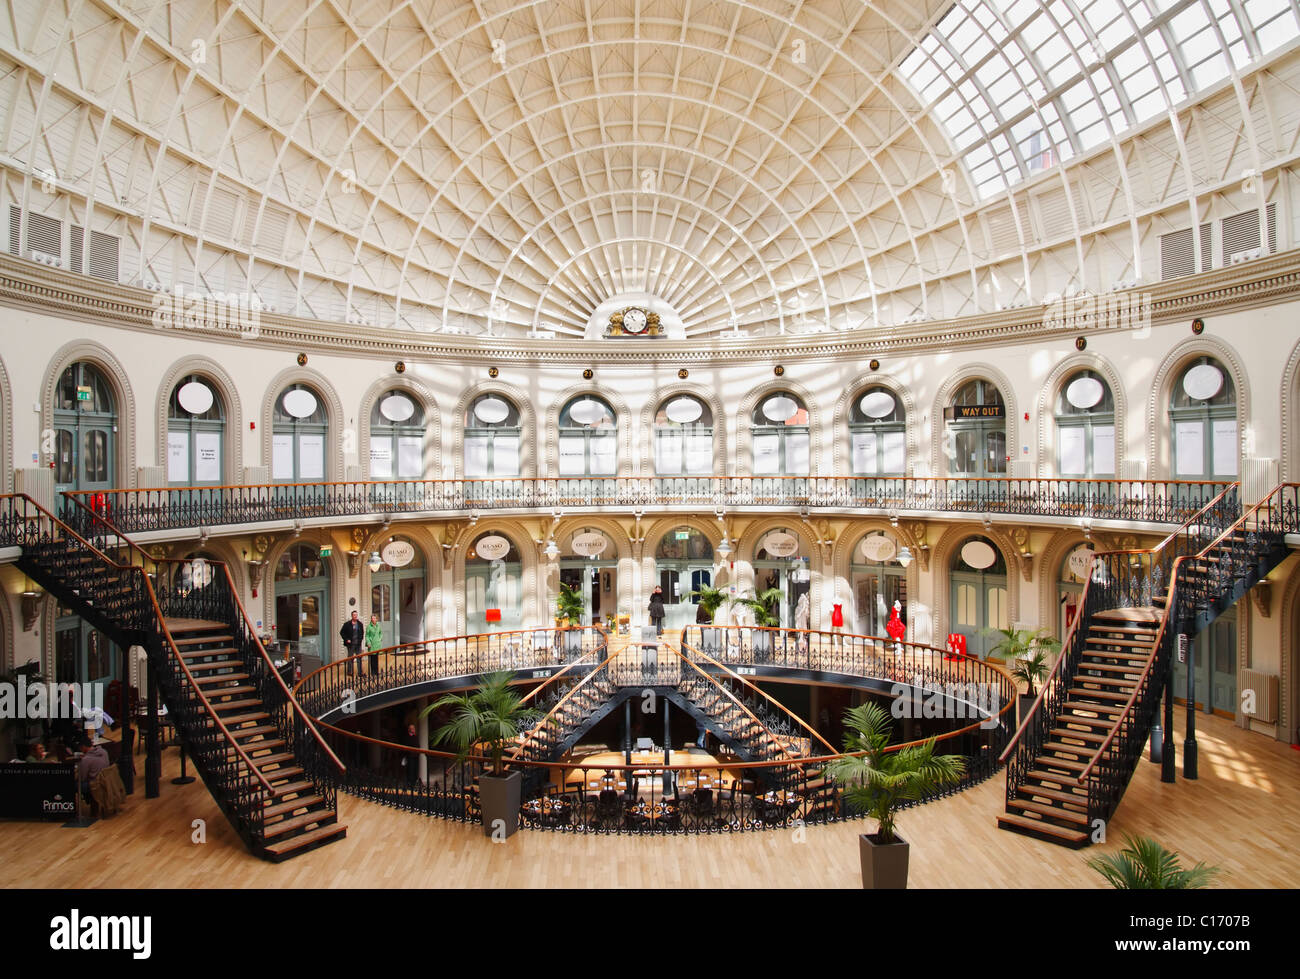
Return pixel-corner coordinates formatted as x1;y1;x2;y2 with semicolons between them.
484;609;502;623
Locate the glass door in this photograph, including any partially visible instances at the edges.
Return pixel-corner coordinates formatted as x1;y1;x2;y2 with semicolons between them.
1173;610;1237;716
950;572;1009;659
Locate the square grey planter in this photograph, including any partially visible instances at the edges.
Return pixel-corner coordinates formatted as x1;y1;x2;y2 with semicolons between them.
859;832;910;889
478;770;522;839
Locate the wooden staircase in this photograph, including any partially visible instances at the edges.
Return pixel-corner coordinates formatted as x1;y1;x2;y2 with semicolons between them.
169;620;346;861
999;608;1159;847
999;482;1296;848
3;493;347;863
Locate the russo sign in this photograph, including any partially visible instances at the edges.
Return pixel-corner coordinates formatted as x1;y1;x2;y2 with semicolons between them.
381;540;416;568
474;535;511;560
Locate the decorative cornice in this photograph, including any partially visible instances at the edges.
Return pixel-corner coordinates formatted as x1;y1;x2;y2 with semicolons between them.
4;249;1300;365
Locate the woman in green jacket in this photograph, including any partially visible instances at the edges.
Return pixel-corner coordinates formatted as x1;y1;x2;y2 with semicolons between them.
365;613;384;675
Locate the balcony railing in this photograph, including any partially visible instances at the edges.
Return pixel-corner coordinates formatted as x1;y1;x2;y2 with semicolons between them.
63;476;1234;533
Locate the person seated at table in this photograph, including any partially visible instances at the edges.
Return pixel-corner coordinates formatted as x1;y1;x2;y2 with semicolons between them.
24;741;53;763
75;735;111;799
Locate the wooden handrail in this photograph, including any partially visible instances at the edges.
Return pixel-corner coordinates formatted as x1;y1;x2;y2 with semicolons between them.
677;636;838;755
667;644;798;760
517;631;609;707
508;646;625;759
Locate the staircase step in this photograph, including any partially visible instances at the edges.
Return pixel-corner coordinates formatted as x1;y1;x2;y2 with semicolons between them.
1061;700;1124;716
997;812;1089;847
1091;608;1161;624
211;698;264;712
1034;754;1089;773
172;633;236;646
261;810;336;839
247;752;296;768
1067;687;1133;703
268;779;316;798
1084;634;1156;649
179;646;240;659
1073;675;1139;690
1049;727;1108;744
1077;661;1144;674
1042;740;1094;757
228;724;278;740
258;766;306;783
261;794;325;819
260;823;347;861
1017;784;1090;809
1007;798;1090;825
1025;767;1087;785
1088;624;1159;636
202;684;257;697
244;739;288;754
189;662;246;675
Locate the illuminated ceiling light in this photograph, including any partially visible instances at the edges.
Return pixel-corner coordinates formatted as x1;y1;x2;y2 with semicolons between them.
896;546;913;569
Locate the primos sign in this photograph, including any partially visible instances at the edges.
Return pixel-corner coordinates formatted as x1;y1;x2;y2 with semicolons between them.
944;404;1005;419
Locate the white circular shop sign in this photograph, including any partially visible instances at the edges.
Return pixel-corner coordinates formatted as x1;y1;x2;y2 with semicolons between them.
474;397;510;424
1182;364;1224;401
1066;545;1095;581
475;535;511;560
858;535;898;563
571;532;609;557
761;532;800;557
282;388;318;419
1065;376;1104;410
380;394;416;422
960;540;997;570
762;395;798;422
568;398;608;425
177;381;214;415
859;391;896;419
665;397;703;424
381;540;416;568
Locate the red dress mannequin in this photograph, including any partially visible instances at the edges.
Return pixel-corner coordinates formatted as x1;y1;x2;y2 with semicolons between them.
885;601;906;641
830;603;844;628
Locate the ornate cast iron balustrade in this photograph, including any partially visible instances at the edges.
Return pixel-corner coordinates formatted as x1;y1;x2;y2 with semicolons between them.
62;476;1234;534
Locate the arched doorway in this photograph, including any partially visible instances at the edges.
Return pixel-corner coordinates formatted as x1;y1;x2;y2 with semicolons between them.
558;527;619;629
654;527;715;631
53;362;116;496
945;379;1006;477
273;544;330;670
752;528;811;628
465;531;523;633
1057;543;1093;639
949;535;1009;659
368;536;426;647
849;531;907;635
167;376;225;486
54;599;113;689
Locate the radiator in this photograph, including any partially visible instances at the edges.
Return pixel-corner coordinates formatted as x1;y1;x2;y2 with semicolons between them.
1240;669;1278;723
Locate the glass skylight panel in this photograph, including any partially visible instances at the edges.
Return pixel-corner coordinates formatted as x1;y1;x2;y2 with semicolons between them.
897;0;1300;199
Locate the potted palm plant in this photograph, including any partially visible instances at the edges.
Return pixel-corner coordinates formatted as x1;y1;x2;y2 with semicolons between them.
556;582;586;655
733;587;783;661
421;670;544;840
1087;834;1222;888
987;627;1060;725
826;702;967;889
690;584;728;655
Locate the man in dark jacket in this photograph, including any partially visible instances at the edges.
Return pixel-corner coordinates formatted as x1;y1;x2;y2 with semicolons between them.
339;610;364;675
648;586;666;636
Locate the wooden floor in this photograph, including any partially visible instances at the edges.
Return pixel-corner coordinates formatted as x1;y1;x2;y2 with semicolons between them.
2;712;1295;888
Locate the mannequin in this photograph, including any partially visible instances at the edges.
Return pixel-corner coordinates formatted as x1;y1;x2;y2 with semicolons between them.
885;600;905;656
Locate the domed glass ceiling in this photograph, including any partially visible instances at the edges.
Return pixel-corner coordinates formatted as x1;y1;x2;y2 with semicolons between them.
0;0;1296;340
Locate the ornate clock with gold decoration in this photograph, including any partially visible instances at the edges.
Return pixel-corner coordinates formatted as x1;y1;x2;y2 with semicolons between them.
606;306;662;337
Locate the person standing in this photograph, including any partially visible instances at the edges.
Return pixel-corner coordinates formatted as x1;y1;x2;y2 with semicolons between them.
648;585;666;636
364;612;384;676
339;610;364;675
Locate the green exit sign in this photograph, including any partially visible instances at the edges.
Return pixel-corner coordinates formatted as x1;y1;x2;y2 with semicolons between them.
319;546;332;557
76;386;92;401
675;531;690;540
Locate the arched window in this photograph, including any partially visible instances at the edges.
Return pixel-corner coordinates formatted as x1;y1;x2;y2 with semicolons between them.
369;390;425;479
654;395;713;475
53;362;116;495
558;395;617;476
849;387;906;475
167;375;225;485
752;392;810;476
850;532;907;635
1055;371;1115;478
1169;357;1237;480
464;393;522;478
272;384;328;482
945;379;1006;477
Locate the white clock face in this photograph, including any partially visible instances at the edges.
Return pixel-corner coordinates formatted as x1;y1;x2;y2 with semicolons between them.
623;307;648;333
